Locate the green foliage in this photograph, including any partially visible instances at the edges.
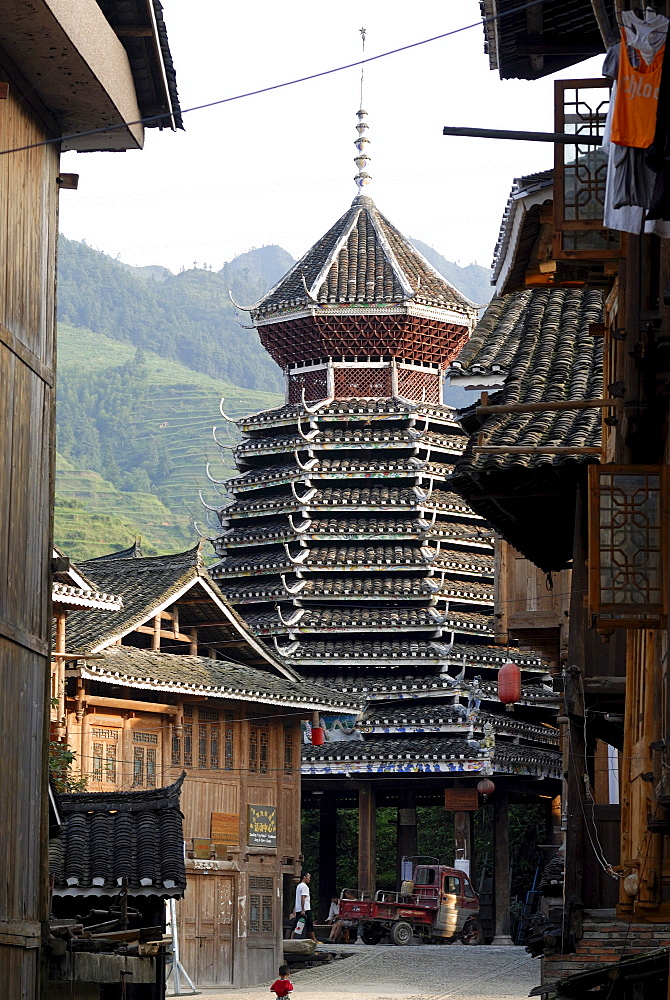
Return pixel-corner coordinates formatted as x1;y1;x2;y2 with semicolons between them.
49;741;88;793
55;323;282;557
57;236;288;392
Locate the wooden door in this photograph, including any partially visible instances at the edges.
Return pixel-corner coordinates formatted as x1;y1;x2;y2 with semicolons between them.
181;874;235;986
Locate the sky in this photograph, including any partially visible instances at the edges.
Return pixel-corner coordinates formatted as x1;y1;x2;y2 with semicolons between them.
58;0;604;273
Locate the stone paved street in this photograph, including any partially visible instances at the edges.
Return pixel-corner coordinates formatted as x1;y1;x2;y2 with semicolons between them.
189;944;539;1000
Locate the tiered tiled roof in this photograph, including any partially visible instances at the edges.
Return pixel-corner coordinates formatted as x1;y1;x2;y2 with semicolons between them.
210;187;557;784
448;285;604;570
251;196;475;323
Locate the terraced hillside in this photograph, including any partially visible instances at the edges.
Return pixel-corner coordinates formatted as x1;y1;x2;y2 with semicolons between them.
56;324;282;556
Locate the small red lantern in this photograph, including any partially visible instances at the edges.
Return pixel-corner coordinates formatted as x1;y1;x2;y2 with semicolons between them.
311;726;325;746
477;778;495;799
498;661;522;706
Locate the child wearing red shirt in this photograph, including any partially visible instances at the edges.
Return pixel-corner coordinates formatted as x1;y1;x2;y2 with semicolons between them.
270;964;294;999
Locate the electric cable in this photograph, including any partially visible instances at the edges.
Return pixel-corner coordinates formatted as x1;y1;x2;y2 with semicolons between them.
0;0;555;159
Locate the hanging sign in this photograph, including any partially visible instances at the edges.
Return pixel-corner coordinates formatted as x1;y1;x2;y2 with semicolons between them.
444;788;479;811
211;812;239;845
248;805;277;848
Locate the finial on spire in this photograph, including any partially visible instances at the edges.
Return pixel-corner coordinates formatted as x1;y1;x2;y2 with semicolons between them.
354;27;371;194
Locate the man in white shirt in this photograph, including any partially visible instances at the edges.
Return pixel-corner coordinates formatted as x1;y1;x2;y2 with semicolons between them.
291;873;317;942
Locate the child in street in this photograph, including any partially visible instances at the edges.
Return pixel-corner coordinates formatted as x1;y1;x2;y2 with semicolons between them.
270;964;294;999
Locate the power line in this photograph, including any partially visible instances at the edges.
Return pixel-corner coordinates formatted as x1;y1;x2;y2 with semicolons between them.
0;0;550;159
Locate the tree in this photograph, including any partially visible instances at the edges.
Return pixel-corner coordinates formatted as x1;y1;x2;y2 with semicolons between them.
49;741;88;793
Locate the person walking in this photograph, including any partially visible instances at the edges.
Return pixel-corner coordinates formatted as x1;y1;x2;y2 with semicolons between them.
291;873;317;942
270;964;294;999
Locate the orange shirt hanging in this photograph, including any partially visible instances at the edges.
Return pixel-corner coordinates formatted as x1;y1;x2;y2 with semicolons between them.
611;28;665;148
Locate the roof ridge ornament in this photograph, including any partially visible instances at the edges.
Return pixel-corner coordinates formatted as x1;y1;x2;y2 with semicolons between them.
353;28;371;195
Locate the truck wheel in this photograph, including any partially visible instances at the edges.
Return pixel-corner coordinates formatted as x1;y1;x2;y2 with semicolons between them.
461;918;484;946
361;923;383;945
390;921;413;946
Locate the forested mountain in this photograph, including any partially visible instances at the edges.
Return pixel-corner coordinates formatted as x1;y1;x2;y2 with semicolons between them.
57;237;287;392
55;237;491;558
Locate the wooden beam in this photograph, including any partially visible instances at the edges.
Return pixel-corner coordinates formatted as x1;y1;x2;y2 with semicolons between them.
358;784;376;894
114;25;153;36
443;126;603;144
509;611;565;630
81;695;177;715
476;398;614;416
473;446;601;454
134;625;195;643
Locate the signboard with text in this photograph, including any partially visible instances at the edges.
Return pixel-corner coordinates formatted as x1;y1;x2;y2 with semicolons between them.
444;788;479;811
247;805;277;848
211;812;239;845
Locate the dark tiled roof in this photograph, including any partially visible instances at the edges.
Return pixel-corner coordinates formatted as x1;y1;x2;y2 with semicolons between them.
78;647;362;711
222;486;480;518
450;287;603;472
301;734;560;777
363;703;558;743
50;775;186;897
218;576;493;604
305;672;556;707
247;606;493;635
66;547;204;650
241;398;460;430
96;0;182;128
252;196;475;320
491;171;553;290
481;0;608;81
277;639;544;670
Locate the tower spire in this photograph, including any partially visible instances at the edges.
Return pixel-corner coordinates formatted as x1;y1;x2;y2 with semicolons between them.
354;27;371;195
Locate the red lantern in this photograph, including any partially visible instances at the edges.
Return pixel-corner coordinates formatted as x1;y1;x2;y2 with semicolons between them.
311;726;325;746
498;661;522;705
477;778;495;799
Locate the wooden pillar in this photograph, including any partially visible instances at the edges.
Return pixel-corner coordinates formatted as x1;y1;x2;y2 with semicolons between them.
152;614;161;651
454;811;473;875
396;789;417;883
189;629;198;656
318;793;338;920
492;785;513;945
357;784;376;894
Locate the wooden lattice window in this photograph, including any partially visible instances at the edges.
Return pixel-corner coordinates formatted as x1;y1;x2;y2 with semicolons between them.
284;725;294;776
260;731;269;774
183;724;193;766
249;878;273;933
132;746;156;788
333;366;392;399
396;368;440;404
172;727;181;766
174;708;222;769
224;712;234;770
249;721;269;773
288;370;328;404
554;78;619;260
588;465;669;631
90;727;119;786
249;894;260;933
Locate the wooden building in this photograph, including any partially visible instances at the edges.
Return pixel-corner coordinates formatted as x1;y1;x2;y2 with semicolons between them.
0;4;180;993
209;111;561;941
51;543;360;987
450;5;670;992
